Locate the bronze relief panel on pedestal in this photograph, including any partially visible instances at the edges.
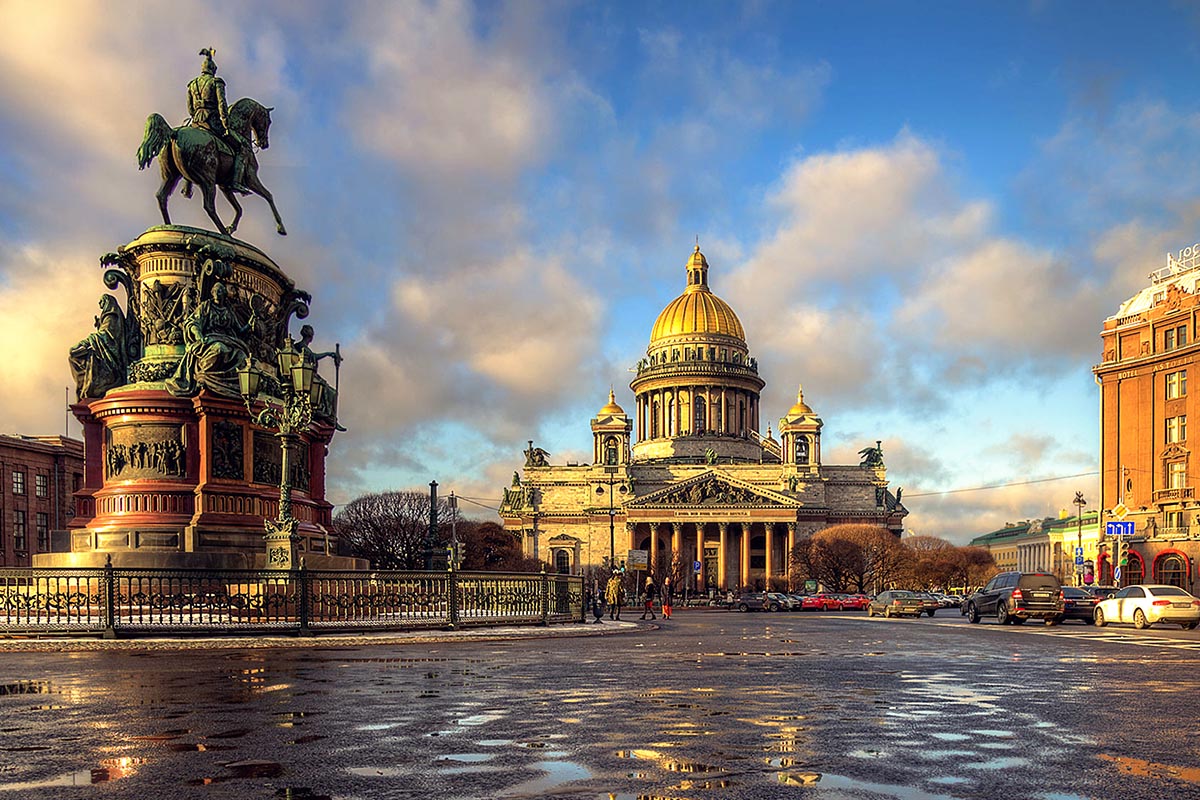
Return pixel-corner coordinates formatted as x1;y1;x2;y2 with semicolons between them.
252;431;310;493
105;423;187;480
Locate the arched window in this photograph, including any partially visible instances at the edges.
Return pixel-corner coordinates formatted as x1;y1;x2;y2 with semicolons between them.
604;436;618;465
667;396;676;436
651;401;660;438
555;549;570;574
1155;552;1188;587
796;438;809;465
694;396;706;434
715;401;723;433
1125;550;1145;585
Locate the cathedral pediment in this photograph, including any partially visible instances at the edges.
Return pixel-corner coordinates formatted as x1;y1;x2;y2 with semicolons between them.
628;471;799;508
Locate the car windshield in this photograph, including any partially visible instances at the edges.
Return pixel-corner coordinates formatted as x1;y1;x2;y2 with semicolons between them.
890;591;914;597
1148;586;1192;598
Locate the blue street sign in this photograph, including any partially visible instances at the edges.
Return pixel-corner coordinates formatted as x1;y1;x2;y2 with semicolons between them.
1114;566;1122;582
1075;547;1084;557
1075;556;1085;566
1107;521;1135;537
693;560;702;573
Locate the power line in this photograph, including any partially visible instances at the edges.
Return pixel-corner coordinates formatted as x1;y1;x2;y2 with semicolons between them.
457;495;502;512
905;471;1099;499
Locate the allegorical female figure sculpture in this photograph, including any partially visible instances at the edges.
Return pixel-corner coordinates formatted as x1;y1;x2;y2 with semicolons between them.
69;294;128;399
166;280;254;397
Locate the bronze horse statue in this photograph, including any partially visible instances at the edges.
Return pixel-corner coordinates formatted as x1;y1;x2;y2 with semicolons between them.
137;98;286;236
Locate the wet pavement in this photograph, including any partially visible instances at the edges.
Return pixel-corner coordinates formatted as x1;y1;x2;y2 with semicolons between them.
2;610;1199;799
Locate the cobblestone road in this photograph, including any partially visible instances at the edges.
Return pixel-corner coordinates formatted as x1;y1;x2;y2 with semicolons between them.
2;610;1199;799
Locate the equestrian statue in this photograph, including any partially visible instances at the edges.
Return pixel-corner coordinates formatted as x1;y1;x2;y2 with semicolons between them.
137;48;286;237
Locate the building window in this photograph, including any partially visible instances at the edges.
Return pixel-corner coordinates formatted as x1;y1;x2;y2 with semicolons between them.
12;511;26;552
667;397;676;436
604;436;618;466
1167;370;1188;400
1156;554;1188;588
1168;461;1187;490
35;473;48;498
796;438;810;465
1166;510;1185;530
1167;415;1187;443
554;549;570;574
651;401;660;439
694;396;706;434
36;512;49;551
1165;324;1188;350
12;470;25;495
1125;551;1145;585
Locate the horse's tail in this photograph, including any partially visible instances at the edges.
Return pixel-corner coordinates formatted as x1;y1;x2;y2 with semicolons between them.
137;113;175;170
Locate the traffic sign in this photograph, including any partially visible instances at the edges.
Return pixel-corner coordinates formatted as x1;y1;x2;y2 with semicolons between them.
1111;502;1129;520
693;560;702;573
1075;556;1085;566
1107;521;1135;537
1114;566;1122;583
627;549;649;569
1075;547;1084;557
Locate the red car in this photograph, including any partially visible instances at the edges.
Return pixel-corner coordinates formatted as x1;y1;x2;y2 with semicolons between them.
837;593;869;610
799;593;842;611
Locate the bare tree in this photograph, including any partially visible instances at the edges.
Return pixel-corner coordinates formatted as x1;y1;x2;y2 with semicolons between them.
332;490;450;569
456;520;540;572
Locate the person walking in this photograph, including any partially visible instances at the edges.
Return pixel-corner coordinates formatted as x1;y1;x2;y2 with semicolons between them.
662;576;673;620
640;576;657;620
605;571;625;621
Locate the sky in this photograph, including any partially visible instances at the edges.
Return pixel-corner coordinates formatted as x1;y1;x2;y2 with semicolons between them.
3;1;1200;544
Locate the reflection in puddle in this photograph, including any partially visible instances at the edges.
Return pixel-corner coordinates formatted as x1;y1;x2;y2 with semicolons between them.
0;758;144;791
500;760;590;796
437;753;494;763
187;759;283;785
965;756;1030;770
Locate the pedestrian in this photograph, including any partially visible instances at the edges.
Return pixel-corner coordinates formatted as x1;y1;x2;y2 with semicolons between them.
605;571;625;621
641;576;657;620
662;576;673;620
591;585;605;624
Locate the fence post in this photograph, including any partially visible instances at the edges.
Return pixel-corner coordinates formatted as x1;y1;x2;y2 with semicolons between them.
102;554;116;639
297;558;312;637
540;566;550;626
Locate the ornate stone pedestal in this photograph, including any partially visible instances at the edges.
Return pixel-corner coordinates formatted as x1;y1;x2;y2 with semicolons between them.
41;225;362;570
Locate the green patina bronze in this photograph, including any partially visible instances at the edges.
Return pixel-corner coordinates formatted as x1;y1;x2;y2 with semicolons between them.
137;48;286;237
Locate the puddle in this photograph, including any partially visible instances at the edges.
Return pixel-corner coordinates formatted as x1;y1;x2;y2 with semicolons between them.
437;753;495;763
456;711;506;726
500;761;590;796
965;756;1030;770
929;732;970;742
187;759;283;785
848;748;888;759
0;768;117;790
167;742;236;752
478;739;513;747
0;681;57;696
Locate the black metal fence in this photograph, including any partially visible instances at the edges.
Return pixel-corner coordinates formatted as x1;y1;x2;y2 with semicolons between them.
0;565;583;638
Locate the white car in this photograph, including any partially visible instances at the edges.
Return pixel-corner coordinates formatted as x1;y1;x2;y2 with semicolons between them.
1094;584;1200;630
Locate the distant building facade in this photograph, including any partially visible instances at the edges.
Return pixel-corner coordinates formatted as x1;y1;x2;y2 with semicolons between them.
0;435;84;566
970;512;1101;586
499;246;906;590
1094;243;1200;591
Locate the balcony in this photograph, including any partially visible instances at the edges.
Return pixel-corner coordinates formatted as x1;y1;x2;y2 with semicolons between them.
1152;486;1195;503
1157;526;1192;539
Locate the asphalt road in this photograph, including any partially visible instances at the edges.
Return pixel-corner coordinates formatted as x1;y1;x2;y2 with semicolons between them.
2;609;1199;800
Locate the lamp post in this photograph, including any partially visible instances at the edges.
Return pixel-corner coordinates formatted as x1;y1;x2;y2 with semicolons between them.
238;337;320;570
1074;491;1086;587
596;465;626;567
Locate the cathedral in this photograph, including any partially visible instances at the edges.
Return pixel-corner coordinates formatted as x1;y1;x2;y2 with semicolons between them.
499;245;906;591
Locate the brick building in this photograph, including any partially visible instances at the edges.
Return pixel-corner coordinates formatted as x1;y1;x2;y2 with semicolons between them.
1095;243;1200;590
0;435;84;566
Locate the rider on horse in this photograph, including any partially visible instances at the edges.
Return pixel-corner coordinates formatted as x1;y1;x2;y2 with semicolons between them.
187;48;250;194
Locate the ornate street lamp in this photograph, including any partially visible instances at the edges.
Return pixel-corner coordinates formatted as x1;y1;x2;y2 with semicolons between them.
1073;491;1086;587
596;465;628;566
238;338;322;570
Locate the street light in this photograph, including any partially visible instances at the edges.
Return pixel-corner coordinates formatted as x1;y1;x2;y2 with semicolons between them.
238;337;322;570
596;465;627;566
1074;491;1086;587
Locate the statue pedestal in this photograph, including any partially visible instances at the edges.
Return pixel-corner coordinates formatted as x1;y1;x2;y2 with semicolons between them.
42;226;364;571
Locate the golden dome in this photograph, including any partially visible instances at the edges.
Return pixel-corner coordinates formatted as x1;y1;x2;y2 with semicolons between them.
598;388;625;416
649;245;746;344
787;385;814;416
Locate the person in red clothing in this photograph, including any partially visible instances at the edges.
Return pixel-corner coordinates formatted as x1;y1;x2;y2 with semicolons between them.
640;576;657;620
661;576;673;619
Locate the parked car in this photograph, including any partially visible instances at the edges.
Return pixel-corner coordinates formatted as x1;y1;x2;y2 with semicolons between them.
1061;586;1099;624
934;593;962;609
1094;584;1200;630
838;593;870;611
734;592;775;612
913;592;940;617
964;571;1064;625
768;592;800;611
1087;585;1120;601
867;590;925;618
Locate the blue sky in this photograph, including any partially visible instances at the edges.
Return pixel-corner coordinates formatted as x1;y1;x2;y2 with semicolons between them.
3;1;1200;542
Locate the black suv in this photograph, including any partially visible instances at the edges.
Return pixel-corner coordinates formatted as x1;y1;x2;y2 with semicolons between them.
964;571;1063;625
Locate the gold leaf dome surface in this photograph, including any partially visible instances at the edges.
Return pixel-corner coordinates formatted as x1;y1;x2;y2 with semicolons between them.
649;246;746;344
598;389;625;416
